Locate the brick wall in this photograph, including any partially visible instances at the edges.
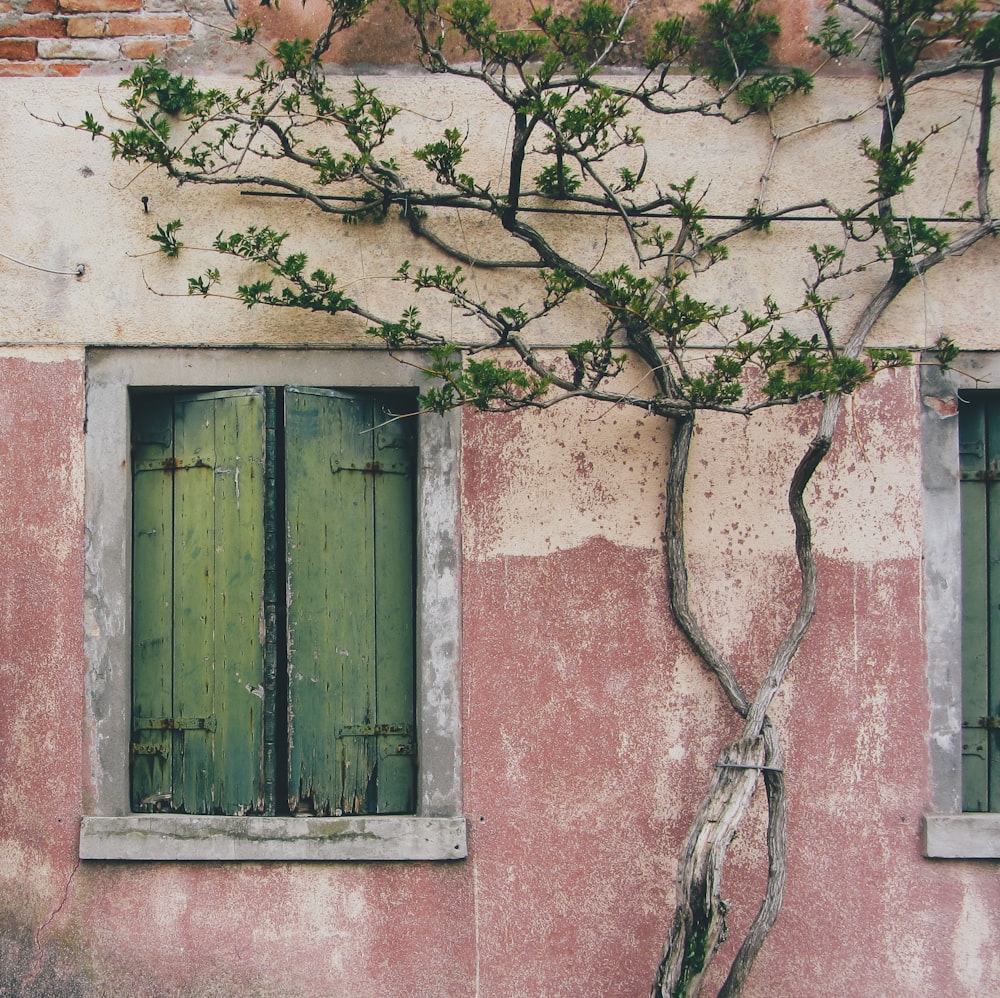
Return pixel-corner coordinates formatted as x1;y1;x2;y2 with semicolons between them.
0;0;829;76
0;0;192;75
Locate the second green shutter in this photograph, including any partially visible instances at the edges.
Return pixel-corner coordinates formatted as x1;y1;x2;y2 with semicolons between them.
284;388;416;816
960;396;1000;812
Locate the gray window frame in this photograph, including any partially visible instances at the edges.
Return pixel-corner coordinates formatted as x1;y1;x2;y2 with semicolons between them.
922;351;1000;858
80;348;466;861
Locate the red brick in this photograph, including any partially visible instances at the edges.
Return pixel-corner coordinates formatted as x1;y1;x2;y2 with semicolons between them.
0;17;67;37
0;59;45;74
58;0;140;12
24;0;58;12
108;14;189;35
119;37;166;58
0;38;37;58
45;59;86;74
67;15;106;36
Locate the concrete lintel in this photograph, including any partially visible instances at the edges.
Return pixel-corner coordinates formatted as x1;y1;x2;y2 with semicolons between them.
923;813;1000;859
80;815;467;862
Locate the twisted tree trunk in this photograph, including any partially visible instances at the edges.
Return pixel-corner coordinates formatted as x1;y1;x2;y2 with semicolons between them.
653;398;838;998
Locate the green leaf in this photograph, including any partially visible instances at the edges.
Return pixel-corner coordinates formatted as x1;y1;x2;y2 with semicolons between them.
149;219;184;258
535;162;582;198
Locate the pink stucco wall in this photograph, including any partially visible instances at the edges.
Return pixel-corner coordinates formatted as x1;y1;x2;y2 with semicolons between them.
1;353;998;995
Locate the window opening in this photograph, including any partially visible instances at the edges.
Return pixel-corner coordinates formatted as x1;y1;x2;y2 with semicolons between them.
130;386;417;818
959;393;1000;811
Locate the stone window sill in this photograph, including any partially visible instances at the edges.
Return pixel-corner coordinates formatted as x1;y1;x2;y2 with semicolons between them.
80;815;467;862
922;813;1000;859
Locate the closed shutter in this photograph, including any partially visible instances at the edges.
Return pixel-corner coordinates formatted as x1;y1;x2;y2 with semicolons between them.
131;389;268;815
959;397;1000;811
284;388;416;816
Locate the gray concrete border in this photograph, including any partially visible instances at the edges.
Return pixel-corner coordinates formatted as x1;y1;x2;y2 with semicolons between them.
80;815;467;861
81;347;465;861
921;352;1000;858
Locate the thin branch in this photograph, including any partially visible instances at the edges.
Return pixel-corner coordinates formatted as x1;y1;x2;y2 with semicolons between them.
741;394;834;738
977;66;994;221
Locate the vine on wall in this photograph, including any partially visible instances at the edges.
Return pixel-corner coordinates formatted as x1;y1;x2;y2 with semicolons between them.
71;0;1000;992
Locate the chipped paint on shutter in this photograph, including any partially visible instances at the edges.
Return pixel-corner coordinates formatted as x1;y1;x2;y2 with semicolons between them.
959;397;1000;811
131;390;268;815
284;388;416;816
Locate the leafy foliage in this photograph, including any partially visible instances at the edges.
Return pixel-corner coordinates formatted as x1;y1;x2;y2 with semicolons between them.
75;0;1000;428
697;0;780;83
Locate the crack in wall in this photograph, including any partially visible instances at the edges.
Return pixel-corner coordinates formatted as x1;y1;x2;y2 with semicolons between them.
25;858;81;991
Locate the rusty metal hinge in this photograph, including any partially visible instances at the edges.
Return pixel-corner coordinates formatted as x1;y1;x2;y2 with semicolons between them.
338;724;416;756
976;716;1000;730
329;459;409;476
338;723;413;738
134;457;215;473
134;715;218;732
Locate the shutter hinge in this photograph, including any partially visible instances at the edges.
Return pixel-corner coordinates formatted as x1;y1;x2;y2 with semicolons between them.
134;458;215;473
976;716;1000;730
338;723;412;737
330;459;409;476
338;723;416;756
134;715;218;732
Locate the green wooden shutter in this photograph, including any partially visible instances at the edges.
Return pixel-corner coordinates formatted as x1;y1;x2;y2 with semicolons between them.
959;397;1000;811
131;395;176;811
131;390;269;815
284;388;416;816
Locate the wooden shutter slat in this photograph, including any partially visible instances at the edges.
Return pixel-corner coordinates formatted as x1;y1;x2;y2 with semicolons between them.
171;393;221;812
206;390;268;815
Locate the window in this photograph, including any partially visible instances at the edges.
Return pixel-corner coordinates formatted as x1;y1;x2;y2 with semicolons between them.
922;354;1000;858
81;349;465;861
957;394;1000;813
131;387;417;818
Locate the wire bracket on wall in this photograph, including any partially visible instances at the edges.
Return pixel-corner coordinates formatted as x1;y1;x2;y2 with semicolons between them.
0;249;85;278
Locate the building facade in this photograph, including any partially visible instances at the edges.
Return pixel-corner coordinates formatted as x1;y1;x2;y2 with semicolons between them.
1;0;999;993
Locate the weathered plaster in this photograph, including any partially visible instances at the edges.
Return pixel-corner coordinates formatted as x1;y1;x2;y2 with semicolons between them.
3;338;1000;995
2;74;997;352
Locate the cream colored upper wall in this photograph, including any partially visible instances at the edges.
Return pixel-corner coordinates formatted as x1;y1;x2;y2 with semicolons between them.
1;72;997;354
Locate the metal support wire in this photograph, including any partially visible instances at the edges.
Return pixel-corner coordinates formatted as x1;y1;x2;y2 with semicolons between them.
238;189;971;225
0;249;85;277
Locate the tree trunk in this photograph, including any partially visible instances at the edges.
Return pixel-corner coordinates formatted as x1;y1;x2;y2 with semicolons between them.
654;399;835;997
652;737;765;998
